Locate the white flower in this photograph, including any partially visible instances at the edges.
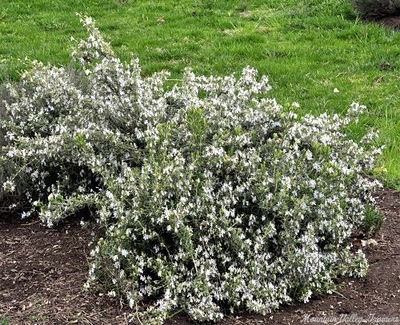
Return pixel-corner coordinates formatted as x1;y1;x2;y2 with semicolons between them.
0;16;381;323
2;180;16;192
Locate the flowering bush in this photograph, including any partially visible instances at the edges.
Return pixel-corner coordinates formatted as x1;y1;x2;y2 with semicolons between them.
1;15;382;324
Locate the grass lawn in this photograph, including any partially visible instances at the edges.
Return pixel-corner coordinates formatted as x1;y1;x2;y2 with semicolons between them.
0;0;399;188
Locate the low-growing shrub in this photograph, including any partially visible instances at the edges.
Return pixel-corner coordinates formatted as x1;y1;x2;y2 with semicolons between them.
1;15;383;324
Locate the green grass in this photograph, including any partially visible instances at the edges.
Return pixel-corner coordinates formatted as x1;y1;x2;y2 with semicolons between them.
0;0;399;188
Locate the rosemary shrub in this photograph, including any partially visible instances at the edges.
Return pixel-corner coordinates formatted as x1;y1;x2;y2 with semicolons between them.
1;15;382;324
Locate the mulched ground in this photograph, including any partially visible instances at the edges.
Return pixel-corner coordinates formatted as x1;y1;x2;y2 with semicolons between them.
1;188;399;324
378;16;400;30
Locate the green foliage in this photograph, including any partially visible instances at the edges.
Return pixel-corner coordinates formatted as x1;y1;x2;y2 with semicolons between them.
361;205;385;234
351;0;400;20
0;315;9;325
0;17;384;323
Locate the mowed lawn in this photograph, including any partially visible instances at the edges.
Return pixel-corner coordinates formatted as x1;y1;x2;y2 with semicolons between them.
0;0;399;188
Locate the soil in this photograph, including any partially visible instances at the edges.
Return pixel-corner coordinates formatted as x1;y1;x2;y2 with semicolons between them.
368;15;400;30
377;16;400;30
1;188;399;325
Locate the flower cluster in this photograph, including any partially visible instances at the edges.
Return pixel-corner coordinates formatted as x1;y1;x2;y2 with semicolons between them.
0;16;382;323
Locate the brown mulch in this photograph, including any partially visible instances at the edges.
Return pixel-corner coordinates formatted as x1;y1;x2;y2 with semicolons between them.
1;188;400;324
